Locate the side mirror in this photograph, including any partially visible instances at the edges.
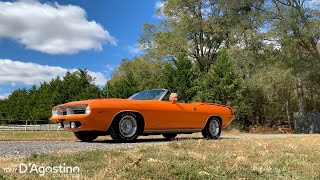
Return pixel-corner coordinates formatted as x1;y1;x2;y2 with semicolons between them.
169;93;178;104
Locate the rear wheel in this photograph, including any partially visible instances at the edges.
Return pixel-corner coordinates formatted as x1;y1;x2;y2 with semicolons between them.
202;117;221;140
74;132;98;142
110;113;140;143
162;133;177;141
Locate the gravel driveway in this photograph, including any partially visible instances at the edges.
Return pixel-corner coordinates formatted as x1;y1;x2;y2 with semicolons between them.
0;134;309;158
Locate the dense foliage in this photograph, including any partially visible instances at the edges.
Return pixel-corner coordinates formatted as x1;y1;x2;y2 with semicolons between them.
1;0;319;130
0;70;102;124
111;0;320;129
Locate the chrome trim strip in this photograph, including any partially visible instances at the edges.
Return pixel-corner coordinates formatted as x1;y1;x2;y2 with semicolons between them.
143;129;202;134
128;89;168;101
159;89;169;101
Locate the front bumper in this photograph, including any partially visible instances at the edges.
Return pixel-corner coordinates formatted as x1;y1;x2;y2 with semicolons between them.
51;114;93;132
50;111;112;132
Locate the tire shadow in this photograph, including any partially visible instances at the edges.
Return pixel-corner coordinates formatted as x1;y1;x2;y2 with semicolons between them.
85;136;237;144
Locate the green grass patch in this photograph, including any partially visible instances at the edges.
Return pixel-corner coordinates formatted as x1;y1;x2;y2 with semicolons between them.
0;131;74;141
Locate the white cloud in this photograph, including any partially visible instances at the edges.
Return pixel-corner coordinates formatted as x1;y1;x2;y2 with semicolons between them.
307;0;320;8
155;1;165;9
310;0;320;5
85;71;108;86
0;93;9;100
0;59;108;86
105;64;115;72
0;0;116;54
154;1;166;19
128;44;143;54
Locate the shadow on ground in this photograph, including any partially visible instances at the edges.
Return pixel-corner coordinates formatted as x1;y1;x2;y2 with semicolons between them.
85;136;238;144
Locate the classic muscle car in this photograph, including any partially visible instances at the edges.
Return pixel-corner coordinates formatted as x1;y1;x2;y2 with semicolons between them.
50;89;235;142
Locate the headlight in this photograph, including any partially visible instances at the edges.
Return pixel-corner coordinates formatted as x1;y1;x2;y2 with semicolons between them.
85;105;91;114
52;108;63;117
66;107;73;116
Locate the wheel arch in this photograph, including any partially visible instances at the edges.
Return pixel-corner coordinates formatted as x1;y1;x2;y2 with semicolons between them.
107;110;145;133
203;115;222;129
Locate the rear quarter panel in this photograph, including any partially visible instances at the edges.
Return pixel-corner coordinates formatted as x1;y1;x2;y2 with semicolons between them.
193;103;234;128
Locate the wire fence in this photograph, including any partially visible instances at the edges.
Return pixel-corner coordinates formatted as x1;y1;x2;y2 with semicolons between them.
0;120;61;131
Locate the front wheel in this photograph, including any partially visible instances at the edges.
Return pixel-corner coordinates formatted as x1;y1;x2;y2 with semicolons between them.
110;113;140;143
202;117;221;140
162;133;177;141
74;132;98;142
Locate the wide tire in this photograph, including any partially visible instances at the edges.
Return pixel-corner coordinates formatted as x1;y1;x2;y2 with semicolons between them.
110;112;140;143
162;133;177;141
74;132;98;142
202;117;221;140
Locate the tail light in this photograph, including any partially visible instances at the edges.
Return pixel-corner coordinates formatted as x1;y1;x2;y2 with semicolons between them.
229;108;234;116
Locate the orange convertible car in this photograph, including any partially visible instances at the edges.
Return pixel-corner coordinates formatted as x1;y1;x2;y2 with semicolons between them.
50;89;235;142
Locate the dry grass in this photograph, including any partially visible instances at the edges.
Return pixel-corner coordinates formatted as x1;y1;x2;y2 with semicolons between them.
250;126;279;134
1;135;320;179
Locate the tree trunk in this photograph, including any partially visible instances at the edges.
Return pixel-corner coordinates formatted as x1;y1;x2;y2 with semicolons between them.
310;86;316;111
297;79;305;112
286;100;292;129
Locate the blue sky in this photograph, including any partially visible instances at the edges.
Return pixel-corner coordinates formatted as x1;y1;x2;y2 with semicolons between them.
0;0;162;98
0;0;318;99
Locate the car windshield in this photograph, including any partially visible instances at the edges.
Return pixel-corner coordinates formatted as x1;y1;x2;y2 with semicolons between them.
128;89;168;100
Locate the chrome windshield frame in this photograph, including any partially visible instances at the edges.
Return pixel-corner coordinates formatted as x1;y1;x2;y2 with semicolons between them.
128;89;168;101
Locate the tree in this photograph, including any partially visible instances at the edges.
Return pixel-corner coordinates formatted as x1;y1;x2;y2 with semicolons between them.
5;89;30;122
161;53;197;102
60;70;102;102
140;0;265;72
262;0;320;112
107;71;139;98
194;50;241;105
0;99;7;123
140;0;233;72
107;57;168;97
249;64;297;127
0;70;103;123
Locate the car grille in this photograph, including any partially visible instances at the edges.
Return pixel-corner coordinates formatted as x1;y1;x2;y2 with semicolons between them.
73;109;86;114
53;104;89;117
60;107;87;116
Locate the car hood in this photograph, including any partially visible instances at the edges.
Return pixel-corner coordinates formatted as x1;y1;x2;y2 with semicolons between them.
53;98;139;108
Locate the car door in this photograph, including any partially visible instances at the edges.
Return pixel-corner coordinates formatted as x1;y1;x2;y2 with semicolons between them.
154;101;201;130
175;102;205;129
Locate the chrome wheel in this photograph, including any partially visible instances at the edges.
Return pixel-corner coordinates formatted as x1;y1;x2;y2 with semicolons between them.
202;117;221;140
119;115;138;138
209;119;220;136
